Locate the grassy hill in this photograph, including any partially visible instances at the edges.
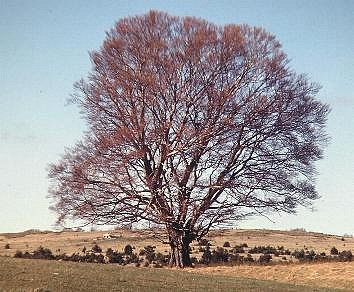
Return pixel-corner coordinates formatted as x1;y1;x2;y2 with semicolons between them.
0;257;342;292
1;228;353;290
1;228;353;258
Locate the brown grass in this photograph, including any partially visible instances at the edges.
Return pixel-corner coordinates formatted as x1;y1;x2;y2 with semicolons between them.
1;257;338;292
0;229;169;257
188;261;354;290
1;228;353;290
206;229;354;253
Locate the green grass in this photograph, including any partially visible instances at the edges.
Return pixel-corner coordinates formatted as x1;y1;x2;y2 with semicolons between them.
0;257;344;292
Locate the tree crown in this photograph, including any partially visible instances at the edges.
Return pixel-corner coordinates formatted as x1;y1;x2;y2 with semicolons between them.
48;11;329;239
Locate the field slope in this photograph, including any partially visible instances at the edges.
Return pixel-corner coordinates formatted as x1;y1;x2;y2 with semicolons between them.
0;257;342;292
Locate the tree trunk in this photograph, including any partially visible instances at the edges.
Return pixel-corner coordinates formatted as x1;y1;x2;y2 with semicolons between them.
168;230;193;268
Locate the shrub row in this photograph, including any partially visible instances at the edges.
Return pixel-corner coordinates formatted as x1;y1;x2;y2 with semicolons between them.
12;243;353;267
199;246;353;265
292;248;353;262
200;247;270;264
13;245;169;267
248;245;291;256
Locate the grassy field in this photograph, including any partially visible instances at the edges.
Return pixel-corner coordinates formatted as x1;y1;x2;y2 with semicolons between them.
0;257;344;292
1;228;354;290
192;262;354;291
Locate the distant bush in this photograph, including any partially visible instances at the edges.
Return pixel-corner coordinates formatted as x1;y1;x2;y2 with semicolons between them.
200;247;212;265
106;248;124;264
229;253;244;263
304;250;316;261
32;246;55;260
211;247;229;263
198;238;211;246
290;248;353;263
258;254;272;264
339;250;352;262
276;246;291;255
231;243;248;254
12;239;351;267
124;244;134;255
4;243;10;249
139;245;155;255
155;252;169;265
91;244;102;253
231;246;244;254
24;251;32;258
139;245;156;263
244;254;254;263
313;252;328;262
223;241;231;248
292;249;317;261
200;247;235;264
246;245;291;257
248;245;277;254
292;249;305;260
283;249;291;255
55;250;105;264
14;246;55;260
14;250;23;258
82;252;105;263
124;252;140;265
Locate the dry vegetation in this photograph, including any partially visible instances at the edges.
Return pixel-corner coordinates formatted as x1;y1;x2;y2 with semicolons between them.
1;257;339;292
190;262;354;291
207;229;354;254
1;228;354;290
0;229;166;257
1;228;353;258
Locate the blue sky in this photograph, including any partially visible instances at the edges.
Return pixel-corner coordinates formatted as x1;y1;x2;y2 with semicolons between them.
1;0;353;234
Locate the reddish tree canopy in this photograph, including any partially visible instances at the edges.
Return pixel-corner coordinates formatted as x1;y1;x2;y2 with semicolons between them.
48;11;329;267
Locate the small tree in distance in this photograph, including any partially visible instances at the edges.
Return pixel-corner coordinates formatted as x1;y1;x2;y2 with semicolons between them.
48;11;329;267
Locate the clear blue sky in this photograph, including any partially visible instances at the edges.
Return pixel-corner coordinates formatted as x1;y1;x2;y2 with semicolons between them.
1;0;353;235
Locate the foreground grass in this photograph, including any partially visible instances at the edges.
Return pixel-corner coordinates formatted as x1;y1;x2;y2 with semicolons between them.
0;257;344;292
193;262;354;291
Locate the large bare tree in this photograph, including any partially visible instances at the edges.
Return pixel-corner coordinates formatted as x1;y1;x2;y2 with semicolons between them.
48;11;329;267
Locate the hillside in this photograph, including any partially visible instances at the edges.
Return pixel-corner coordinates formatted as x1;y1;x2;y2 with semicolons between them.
1;228;353;258
1;228;353;290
